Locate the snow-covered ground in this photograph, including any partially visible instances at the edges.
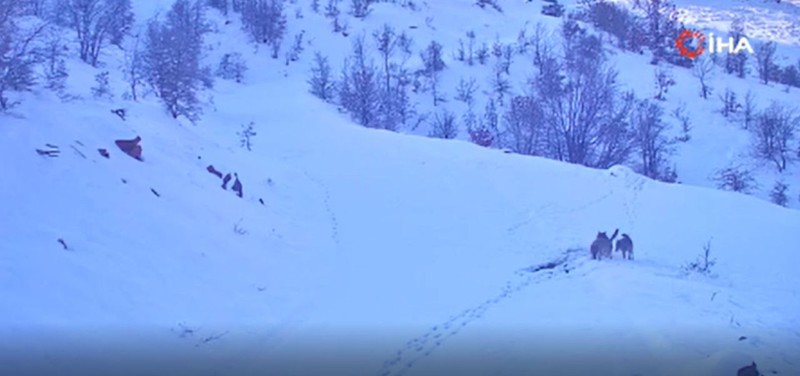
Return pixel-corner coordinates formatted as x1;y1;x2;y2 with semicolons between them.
1;0;799;375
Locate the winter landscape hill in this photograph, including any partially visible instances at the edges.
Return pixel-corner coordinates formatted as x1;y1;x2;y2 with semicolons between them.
1;0;800;375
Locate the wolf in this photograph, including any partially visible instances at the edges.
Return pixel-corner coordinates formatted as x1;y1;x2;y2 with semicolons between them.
615;233;634;260
590;229;619;260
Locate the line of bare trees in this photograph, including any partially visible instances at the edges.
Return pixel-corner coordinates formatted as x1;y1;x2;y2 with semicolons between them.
309;18;688;181
1;0;132;110
498;20;677;180
0;0;47;110
0;0;219;120
53;0;133;67
310;23;416;132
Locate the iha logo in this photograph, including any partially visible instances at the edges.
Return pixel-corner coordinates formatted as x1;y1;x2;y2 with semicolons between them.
675;28;755;59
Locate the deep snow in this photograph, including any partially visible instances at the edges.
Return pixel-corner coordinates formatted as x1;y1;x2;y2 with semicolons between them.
2;0;800;375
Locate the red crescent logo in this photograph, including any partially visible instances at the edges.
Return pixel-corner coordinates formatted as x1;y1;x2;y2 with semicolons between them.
675;29;705;59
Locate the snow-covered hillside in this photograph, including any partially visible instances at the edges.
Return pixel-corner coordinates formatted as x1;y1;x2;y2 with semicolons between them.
2;0;800;375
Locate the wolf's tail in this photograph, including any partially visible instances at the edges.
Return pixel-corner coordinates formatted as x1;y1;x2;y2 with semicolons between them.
609;228;619;242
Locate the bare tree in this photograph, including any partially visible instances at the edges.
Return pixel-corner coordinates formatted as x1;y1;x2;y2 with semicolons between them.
58;0;133;66
653;67;675;100
541;0;565;17
455;38;466;63
420;40;446;106
91;71;112;99
582;0;645;52
682;240;716;275
42;32;69;94
725;18;748;78
18;0;49;17
455;77;478;105
237;121;257;150
0;1;47;110
719;88;739;118
530;20;636;168
372;24;413;131
503;95;546;156
284;31;304;64
339;35;381;128
462;103;489;147
428;110;458;139
208;0;229;15
750;101;798;172
756;41;777;85
240;0;286;57
493;43;513;75
529;22;552;70
308;51;336;102
216;52;248;83
465;30;475;66
631;99;675;180
713;166;757;194
143;0;211;121
692;55;714;99
633;0;679;64
739;89;756;130
671;103;692;142
373;24;398;95
476;0;502;12
476;42;489;65
770;180;789;207
490;62;512;105
377;68;413;131
350;0;372;18
780;63;800;88
481;97;501;145
107;0;133;46
324;0;339;18
123;31;146;101
516;28;529;55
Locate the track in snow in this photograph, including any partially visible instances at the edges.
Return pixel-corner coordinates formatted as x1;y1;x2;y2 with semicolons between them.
376;248;587;376
301;170;342;249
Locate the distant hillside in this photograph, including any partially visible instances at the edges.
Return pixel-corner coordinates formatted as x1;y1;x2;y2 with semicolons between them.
1;1;799;375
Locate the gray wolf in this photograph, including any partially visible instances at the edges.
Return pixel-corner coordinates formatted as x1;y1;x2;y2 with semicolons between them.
590;229;618;260
615;233;634;260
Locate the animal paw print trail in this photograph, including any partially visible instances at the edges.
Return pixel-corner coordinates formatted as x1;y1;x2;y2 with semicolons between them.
377;248;584;376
